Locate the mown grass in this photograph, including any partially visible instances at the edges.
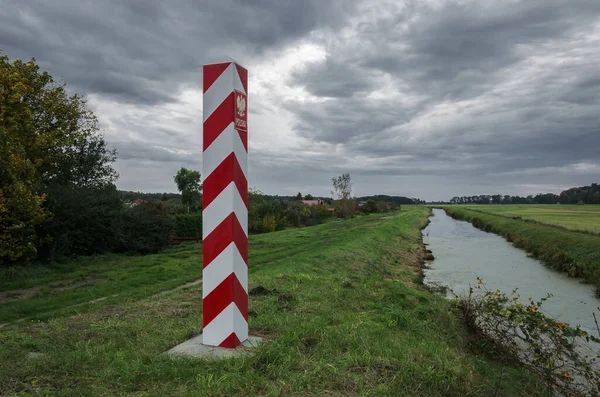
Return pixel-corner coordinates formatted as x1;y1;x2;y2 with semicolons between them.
0;208;545;396
444;206;600;293
458;204;600;234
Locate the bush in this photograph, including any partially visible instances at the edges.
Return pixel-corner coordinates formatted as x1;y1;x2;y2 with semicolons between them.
284;202;330;227
40;183;123;259
261;215;277;233
362;200;378;214
308;204;330;225
334;199;357;219
285;203;302;227
119;201;174;254
162;198;190;215
461;278;600;396
175;213;202;238
249;199;288;234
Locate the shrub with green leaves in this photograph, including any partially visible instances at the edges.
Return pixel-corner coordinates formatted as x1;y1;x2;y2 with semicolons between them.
40;184;123;259
461;278;600;396
175;213;202;238
119;201;174;254
362;200;379;214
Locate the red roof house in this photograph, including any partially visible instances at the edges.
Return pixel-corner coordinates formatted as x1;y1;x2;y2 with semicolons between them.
301;199;324;206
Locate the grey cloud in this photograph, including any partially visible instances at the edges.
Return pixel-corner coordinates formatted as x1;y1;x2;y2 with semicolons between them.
284;0;600;193
0;0;355;105
111;140;198;164
2;0;600;200
291;57;378;97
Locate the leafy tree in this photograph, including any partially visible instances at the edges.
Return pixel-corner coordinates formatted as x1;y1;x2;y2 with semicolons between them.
173;167;201;212
332;173;355;218
2;54;117;188
304;194;315;200
560;183;600;204
1;52;117;265
332;173;352;201
295;192;302;201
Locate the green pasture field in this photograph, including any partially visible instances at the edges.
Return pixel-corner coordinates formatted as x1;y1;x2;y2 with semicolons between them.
456;204;600;234
0;208;544;396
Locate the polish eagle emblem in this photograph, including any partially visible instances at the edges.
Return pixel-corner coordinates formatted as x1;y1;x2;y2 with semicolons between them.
236;94;246;118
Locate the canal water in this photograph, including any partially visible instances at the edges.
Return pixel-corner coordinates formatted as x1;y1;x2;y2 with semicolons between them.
422;208;600;336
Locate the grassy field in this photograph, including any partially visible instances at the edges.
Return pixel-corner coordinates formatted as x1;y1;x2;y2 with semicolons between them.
457;204;600;234
444;206;600;293
0;208;546;396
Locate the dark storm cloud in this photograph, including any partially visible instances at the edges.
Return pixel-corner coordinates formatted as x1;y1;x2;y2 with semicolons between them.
359;0;600;98
286;0;600;187
291;57;378;98
0;0;354;104
2;0;599;200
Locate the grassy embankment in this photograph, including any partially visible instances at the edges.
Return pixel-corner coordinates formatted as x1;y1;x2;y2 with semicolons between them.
444;206;600;292
457;204;600;234
0;208;545;396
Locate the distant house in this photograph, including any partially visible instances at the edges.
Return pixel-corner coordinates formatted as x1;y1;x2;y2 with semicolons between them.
125;199;146;208
301;199;324;206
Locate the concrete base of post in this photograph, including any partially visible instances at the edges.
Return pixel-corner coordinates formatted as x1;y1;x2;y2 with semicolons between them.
165;334;263;359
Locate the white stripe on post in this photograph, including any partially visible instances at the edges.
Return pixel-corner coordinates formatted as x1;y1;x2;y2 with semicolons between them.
203;183;248;238
202;123;248;180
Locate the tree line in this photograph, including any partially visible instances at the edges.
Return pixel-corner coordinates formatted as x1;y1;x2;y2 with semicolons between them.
119;191;181;201
444;184;599;205
446;193;560;205
1;53;175;266
559;183;600;204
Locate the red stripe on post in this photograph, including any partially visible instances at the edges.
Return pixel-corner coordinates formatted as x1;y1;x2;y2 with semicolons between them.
237;129;248;152
202;273;249;327
235;63;248;94
203;63;231;93
203;92;235;150
202;212;248;268
202;153;248;208
219;332;242;348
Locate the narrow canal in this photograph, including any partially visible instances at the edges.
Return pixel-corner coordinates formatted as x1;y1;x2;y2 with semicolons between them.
422;208;600;336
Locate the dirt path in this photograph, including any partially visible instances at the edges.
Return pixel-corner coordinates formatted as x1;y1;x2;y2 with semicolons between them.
154;279;202;297
0;276;103;303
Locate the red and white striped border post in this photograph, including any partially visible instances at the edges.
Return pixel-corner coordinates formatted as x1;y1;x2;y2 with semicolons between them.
202;61;248;348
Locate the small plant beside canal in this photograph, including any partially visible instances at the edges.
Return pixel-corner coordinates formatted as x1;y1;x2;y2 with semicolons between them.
461;278;600;396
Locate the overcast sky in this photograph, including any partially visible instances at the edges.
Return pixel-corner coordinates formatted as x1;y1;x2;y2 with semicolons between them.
1;0;599;201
